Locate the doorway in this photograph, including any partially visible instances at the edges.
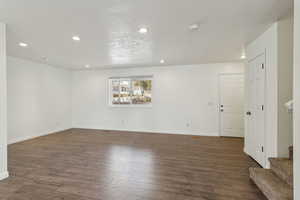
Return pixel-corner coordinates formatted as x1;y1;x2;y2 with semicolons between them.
219;73;245;138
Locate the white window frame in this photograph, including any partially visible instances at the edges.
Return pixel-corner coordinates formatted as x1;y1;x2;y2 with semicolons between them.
108;76;153;108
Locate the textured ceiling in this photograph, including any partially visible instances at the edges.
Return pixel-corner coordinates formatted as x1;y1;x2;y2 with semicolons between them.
0;0;293;69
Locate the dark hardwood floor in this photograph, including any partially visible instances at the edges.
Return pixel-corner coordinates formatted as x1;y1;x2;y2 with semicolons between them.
0;129;266;200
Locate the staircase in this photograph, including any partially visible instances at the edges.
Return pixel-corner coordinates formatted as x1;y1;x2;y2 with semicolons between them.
249;146;293;200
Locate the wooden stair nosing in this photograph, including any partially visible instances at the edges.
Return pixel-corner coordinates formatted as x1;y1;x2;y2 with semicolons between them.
269;158;293;187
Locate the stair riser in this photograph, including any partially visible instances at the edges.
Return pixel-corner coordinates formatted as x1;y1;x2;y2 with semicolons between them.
270;163;293;187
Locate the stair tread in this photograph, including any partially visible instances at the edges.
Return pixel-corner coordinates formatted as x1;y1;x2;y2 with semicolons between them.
250;168;293;200
269;158;293;186
269;158;293;175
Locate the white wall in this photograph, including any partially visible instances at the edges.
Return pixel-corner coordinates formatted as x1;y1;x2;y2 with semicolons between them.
0;23;8;180
294;0;300;198
277;13;294;157
72;63;244;136
245;13;294;167
7;57;72;144
246;23;278;167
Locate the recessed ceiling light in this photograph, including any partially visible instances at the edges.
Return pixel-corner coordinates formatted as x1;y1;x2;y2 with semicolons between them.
189;23;200;31
85;64;90;68
160;59;165;64
19;42;28;47
138;27;148;34
72;36;80;41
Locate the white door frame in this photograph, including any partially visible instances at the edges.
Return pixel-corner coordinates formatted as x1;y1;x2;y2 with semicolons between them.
294;0;299;197
246;52;267;167
0;23;8;180
218;73;244;137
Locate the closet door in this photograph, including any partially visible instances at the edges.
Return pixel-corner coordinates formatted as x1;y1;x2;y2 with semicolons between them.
246;54;266;167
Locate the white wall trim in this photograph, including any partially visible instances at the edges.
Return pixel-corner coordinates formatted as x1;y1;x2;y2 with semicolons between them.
294;0;299;198
72;127;219;137
8;128;72;145
0;171;9;180
0;22;8;181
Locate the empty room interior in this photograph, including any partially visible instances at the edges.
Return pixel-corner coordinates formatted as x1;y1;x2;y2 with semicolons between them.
0;0;299;199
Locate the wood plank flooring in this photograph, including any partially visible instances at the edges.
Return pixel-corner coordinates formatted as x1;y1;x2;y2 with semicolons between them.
0;129;266;200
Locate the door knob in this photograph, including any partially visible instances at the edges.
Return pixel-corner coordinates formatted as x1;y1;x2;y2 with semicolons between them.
246;111;252;116
220;109;224;112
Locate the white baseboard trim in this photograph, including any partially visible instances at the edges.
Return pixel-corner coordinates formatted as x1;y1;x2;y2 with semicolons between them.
0;171;9;180
72;126;219;137
8;128;72;145
244;147;249;155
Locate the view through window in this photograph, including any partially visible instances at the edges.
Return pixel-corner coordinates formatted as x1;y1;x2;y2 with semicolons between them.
109;76;152;106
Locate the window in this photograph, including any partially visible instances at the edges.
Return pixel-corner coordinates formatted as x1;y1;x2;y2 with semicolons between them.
109;76;152;106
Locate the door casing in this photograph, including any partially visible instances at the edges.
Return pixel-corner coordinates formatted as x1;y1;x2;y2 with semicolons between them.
218;73;245;138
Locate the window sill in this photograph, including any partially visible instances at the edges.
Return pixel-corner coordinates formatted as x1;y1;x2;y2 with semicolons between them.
109;104;153;108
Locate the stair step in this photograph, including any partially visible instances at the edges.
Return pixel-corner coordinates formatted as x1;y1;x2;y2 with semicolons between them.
269;158;293;187
249;168;293;200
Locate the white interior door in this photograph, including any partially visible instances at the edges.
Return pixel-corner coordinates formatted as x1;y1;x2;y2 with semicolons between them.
246;54;266;167
219;74;245;137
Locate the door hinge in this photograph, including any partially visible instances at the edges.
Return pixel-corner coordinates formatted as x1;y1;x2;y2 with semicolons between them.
262;64;265;69
261;105;264;111
261;146;264;152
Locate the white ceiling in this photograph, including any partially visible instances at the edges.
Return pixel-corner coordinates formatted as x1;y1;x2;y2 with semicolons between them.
0;0;293;69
